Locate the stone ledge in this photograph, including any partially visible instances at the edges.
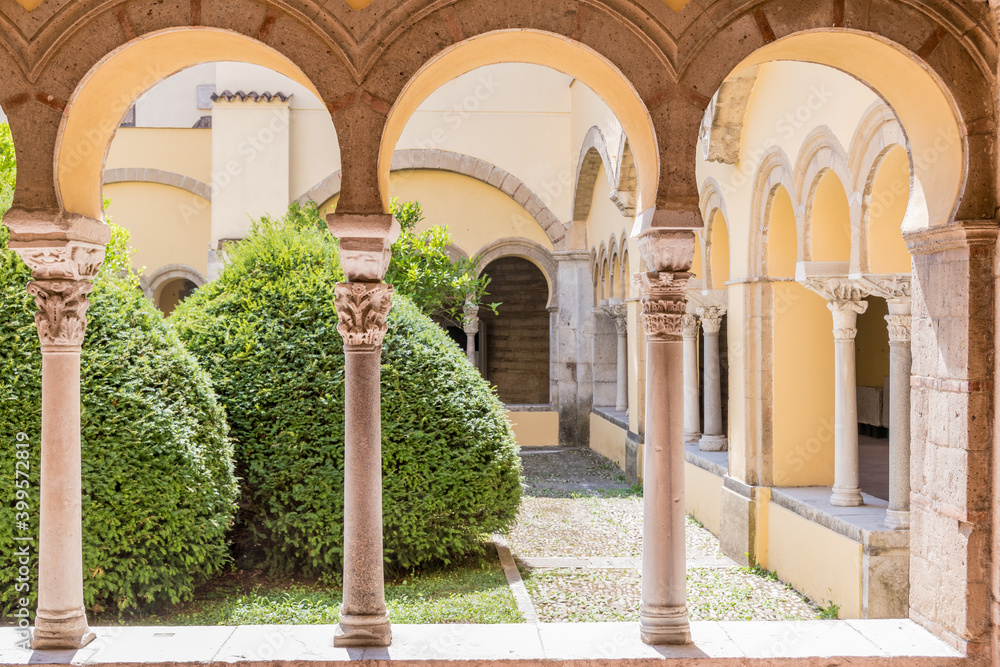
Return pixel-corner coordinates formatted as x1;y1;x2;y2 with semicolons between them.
592;406;629;431
770;487;909;549
506;404;554;413
0;620;964;665
684;443;729;478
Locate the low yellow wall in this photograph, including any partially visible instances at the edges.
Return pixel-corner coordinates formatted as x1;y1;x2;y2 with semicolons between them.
684;462;724;536
507;411;559;447
765;502;863;619
589;413;627;469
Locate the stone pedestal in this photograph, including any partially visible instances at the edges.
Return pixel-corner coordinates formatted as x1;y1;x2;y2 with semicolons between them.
634;230;694;646
333;282;394;647
682;314;701;442
604;299;629;413
697;306;727;452
463;302;479;368
4;210;110;650
884;302;912;529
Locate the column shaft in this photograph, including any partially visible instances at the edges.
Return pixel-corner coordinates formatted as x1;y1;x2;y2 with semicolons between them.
33;350;93;649
830;301;866;507
698;308;727;452
682;315;700;442
885;310;912;529
615;328;628;412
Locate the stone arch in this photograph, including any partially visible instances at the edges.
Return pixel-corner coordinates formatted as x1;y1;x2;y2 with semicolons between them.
619;247;631;300
48;25;350;220
573;126;620;223
613;141;639;217
747;147;797;278
698;177;730;289
794;126;853;264
296;149;566;248
677;14;994;231
848;101;910;274
140;263;207;301
474;238;557;310
103;168;213;202
374;27;667;222
700;64;761;165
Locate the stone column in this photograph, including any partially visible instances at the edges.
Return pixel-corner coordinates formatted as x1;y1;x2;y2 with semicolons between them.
806;278;869;507
874;279;912;530
327;213;400;648
697;306;727;452
462;302;479;367
682;312;701;443
554;251;594;447
605;299;629;413
634;230;694;646
5;210;109;650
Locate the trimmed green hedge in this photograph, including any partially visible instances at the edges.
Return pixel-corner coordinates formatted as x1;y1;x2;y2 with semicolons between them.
0;225;238;615
171;211;522;576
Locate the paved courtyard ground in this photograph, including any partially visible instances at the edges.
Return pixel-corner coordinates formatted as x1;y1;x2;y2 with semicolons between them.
507;448;823;623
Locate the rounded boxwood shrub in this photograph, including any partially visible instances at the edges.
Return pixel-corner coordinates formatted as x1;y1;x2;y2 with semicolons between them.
0;224;238;615
171;209;522;576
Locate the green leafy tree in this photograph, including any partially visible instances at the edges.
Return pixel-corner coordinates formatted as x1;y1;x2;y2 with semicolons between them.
0;123;15;215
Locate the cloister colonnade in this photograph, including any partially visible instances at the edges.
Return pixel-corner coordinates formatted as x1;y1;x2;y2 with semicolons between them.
0;0;998;663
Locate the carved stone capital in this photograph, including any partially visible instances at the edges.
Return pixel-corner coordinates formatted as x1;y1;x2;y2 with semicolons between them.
26;280;95;351
864;275;912;303
603;302;628;335
463;303;480;335
696;306;726;335
681;314;700;339
334;282;394;352
326;213;401;282
636;230;696;274
634;272;690;341
828;300;868;340
885;314;912;343
802;277;871;303
3;208;111;247
13;243;106;281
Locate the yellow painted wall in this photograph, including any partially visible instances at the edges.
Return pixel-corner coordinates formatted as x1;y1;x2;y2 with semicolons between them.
809;171;851;262
771;282;835;487
766;502;863;618
106;129;213;185
767;187;797;278
710;210;730;288
587;163;631;270
856;298;890;388
685;463;724;536
105;182;211;277
867;145;912;274
507;411;559;447
590;413;627;470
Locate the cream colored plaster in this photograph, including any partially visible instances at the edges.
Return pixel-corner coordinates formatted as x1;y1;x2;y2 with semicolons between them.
709;210;730;289
507;411;559;448
105;182;210;278
766;502;863;619
586;163;632;272
866;145;912;274
106;129;213;185
590;414;627;471
810;171;852;262
767;186;797;278
685;463;724;536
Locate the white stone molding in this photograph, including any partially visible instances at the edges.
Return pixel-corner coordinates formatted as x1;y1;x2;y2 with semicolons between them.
794;127;855;265
746;147;799;278
327;213;401;283
334;282;394;352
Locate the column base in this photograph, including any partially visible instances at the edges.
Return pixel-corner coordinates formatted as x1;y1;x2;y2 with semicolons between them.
884;508;910;530
334;613;392;648
684;431;701;444
31;608;95;650
698;434;727;452
830;487;863;507
639;604;691;645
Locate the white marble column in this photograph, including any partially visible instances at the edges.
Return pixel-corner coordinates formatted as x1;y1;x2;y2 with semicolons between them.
697;306;727;452
682;313;701;443
6;211;109;650
463;302;479;367
806;278;869;508
884;300;912;529
605;299;629;413
327;213;400;647
635;230;693;646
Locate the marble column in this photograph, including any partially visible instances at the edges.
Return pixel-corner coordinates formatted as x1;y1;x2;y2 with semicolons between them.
884;300;912;529
463;302;479;367
806;278;869;508
697;306;727;452
682;313;701;443
327;212;400;648
635;230;693;646
5;211;109;650
605;299;629;413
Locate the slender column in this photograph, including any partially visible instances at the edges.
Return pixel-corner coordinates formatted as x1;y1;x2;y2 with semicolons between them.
682;313;701;442
635;230;694;646
884;301;912;529
6;211;109;650
604;299;629;413
697;306;727;452
327;212;400;648
806;278;869;507
463;302;479;367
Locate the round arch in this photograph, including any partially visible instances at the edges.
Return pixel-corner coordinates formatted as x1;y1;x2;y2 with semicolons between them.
141;263;208;301
747;147;798;278
379;30;659;219
55;28;332;220
475;238;557;310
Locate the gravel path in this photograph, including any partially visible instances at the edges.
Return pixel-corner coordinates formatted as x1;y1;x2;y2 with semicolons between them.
509;448;821;623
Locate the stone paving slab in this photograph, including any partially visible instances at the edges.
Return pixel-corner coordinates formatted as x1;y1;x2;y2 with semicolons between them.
0;622;965;664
